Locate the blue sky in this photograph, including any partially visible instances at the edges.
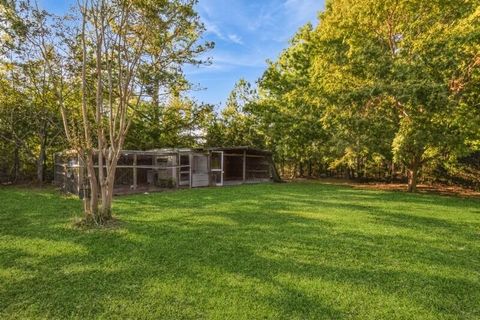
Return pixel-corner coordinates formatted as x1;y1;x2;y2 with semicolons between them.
38;0;325;106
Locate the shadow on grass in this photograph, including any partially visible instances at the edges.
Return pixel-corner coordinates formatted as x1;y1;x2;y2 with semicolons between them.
0;183;479;319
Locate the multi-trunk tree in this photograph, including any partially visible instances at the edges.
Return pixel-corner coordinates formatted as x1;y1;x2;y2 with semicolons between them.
0;0;211;223
60;0;210;223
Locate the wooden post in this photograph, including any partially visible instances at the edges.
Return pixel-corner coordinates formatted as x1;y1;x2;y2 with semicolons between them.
189;153;193;188
207;151;212;186
243;150;246;182
133;154;137;190
173;151;178;189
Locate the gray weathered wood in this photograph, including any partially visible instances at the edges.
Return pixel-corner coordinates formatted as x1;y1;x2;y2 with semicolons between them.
243;150;246;182
133;154;137;190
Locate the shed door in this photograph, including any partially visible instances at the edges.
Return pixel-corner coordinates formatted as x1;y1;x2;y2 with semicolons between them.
192;154;209;187
211;151;224;186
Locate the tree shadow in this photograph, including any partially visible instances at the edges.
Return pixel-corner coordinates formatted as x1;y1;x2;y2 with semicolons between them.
1;184;479;319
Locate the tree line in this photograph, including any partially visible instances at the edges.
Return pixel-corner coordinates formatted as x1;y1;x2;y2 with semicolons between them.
216;0;480;192
0;0;479;222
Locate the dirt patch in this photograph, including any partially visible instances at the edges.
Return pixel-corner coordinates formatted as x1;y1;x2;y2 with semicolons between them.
71;216;123;230
292;178;480;199
352;182;480;198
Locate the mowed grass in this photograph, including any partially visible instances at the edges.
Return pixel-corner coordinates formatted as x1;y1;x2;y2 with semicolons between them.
0;182;479;320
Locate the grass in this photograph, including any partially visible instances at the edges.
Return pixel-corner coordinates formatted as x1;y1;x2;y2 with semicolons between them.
0;182;479;319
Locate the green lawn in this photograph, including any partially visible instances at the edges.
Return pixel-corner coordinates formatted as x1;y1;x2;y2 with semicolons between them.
0;182;479;319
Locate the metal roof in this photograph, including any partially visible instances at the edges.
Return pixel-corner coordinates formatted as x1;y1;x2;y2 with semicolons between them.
207;147;272;155
60;147;272;156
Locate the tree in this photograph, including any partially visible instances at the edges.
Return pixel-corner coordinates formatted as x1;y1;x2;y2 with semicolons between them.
0;73;32;182
312;0;480;191
125;95;215;150
207;79;265;148
0;0;65;184
54;0;210;223
257;24;328;177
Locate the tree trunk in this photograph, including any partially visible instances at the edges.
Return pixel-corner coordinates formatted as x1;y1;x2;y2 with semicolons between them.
36;133;47;185
84;152;99;221
152;79;160;118
36;121;49;185
100;156;117;221
36;148;45;185
347;168;354;180
390;162;395;182
407;169;418;192
12;144;20;183
407;160;420;192
356;157;361;179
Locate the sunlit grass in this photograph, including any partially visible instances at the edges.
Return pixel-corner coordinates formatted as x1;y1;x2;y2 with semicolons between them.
1;182;479;319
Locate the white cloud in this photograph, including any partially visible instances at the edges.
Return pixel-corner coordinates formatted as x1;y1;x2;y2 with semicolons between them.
202;17;225;39
245;6;276;31
227;34;243;45
186;0;325;104
202;15;244;45
214;52;265;68
186;50;267;75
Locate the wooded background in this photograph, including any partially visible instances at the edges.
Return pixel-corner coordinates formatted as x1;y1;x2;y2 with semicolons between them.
1;0;479;192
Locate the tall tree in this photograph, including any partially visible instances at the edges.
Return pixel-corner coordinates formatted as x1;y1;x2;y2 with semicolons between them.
57;0;210;223
125;95;215;150
313;0;480;191
208;79;264;148
258;24;328;177
0;0;65;184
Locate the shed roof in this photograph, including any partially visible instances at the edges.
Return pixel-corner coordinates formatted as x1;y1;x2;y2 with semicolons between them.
207;146;272;155
59;147;272;156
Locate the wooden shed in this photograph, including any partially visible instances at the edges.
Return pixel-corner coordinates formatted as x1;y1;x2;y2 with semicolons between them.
54;147;280;197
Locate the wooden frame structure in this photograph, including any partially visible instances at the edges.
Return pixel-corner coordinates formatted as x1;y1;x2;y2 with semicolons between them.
54;147;280;197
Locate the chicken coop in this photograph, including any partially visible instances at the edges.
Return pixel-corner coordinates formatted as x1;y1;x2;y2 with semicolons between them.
54;147;280;197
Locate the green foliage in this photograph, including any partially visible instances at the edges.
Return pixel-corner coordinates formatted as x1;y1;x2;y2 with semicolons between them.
0;0;211;188
0;1;71;182
125;96;215;149
256;24;329;174
1;0;479;191
1;183;479;318
205;79;265;147
0;76;33;181
248;0;480;187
